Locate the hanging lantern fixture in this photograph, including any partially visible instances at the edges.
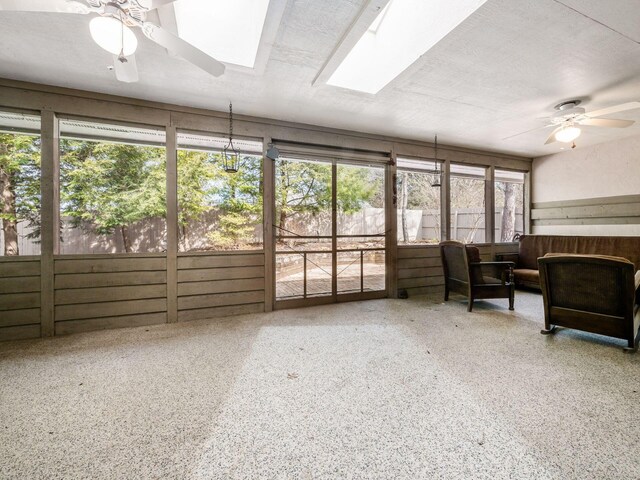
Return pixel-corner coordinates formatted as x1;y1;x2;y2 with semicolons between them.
431;134;442;187
222;102;240;173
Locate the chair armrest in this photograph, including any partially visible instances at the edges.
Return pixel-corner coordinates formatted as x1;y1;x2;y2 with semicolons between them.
470;261;515;268
495;253;519;265
470;262;515;285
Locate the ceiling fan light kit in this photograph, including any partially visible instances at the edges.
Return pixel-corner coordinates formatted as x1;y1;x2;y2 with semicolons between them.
554;125;581;143
89;16;138;56
2;0;226;82
505;99;639;148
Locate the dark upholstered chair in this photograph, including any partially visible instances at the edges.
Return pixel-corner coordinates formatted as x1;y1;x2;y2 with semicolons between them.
538;254;640;351
440;241;515;312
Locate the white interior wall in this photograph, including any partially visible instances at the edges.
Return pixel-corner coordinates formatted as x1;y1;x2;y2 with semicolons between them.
532;133;640;235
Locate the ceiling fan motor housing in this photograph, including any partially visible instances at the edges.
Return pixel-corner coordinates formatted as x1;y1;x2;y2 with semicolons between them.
551;101;586;124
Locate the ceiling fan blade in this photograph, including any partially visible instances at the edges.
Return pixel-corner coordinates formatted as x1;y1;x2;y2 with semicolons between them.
544;126;563;145
580;117;635;128
0;0;89;13
141;22;225;77
501;124;553;141
112;54;139;83
136;0;177;9
586;101;640;118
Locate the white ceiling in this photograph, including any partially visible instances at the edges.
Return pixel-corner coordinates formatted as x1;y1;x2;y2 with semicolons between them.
1;0;639;157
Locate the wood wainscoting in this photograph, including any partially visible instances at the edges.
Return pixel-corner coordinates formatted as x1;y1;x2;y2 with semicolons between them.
177;252;265;322
0;251;267;341
53;255;168;335
0;256;41;341
397;243;519;298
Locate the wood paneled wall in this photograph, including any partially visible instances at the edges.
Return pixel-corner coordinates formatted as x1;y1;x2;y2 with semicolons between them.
53;255;168;335
532;194;640;229
0;256;41;340
1;251;268;340
397;243;520;297
177;252;265;322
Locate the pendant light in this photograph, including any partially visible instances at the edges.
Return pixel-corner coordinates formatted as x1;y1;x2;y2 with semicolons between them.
222;102;240;173
431;134;442;187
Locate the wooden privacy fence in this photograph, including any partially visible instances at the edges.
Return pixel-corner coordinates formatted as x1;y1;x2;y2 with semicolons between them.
4;207;523;255
399;208;524;244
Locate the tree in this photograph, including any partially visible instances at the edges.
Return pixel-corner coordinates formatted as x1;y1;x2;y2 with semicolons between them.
177;150;263;251
275;160;380;241
496;181;521;242
60;140;166;253
0;133;41;256
176;150;216;251
276;159;330;236
204;154;263;250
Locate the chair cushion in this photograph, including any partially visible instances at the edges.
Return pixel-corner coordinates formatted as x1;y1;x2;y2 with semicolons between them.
482;276;504;285
513;268;539;286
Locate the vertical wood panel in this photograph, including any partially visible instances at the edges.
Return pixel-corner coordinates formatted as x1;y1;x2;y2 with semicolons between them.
442;160;451;241
524;171;532;234
331;161;337;301
263;136;275;312
166;124;177;323
486;166;495;258
40;109;58;337
386;150;398;298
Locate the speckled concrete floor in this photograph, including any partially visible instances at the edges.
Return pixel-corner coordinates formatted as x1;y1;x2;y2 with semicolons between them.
1;291;639;479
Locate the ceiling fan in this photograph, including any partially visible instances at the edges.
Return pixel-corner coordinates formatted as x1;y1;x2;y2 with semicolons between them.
505;100;640;146
0;0;225;83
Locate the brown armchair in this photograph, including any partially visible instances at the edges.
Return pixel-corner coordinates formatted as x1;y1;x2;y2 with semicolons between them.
538;254;640;351
440;241;515;312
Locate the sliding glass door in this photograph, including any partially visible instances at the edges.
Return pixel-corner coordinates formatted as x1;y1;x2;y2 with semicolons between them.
274;156;386;307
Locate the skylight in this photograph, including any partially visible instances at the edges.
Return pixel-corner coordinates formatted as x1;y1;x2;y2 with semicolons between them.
173;0;271;68
327;0;487;94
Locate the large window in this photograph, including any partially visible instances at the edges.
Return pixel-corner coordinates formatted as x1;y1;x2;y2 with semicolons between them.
450;164;486;244
495;169;525;242
59;119;167;254
0;111;41;256
396;158;441;245
177;132;263;252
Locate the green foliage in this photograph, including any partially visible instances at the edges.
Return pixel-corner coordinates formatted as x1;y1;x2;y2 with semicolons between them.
178;151;263;250
0;133;41;240
207;211;256;250
275;160;380;233
337;165;382;212
60;140;166;236
177;149;215;226
276;159;332;222
2;132;384;253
